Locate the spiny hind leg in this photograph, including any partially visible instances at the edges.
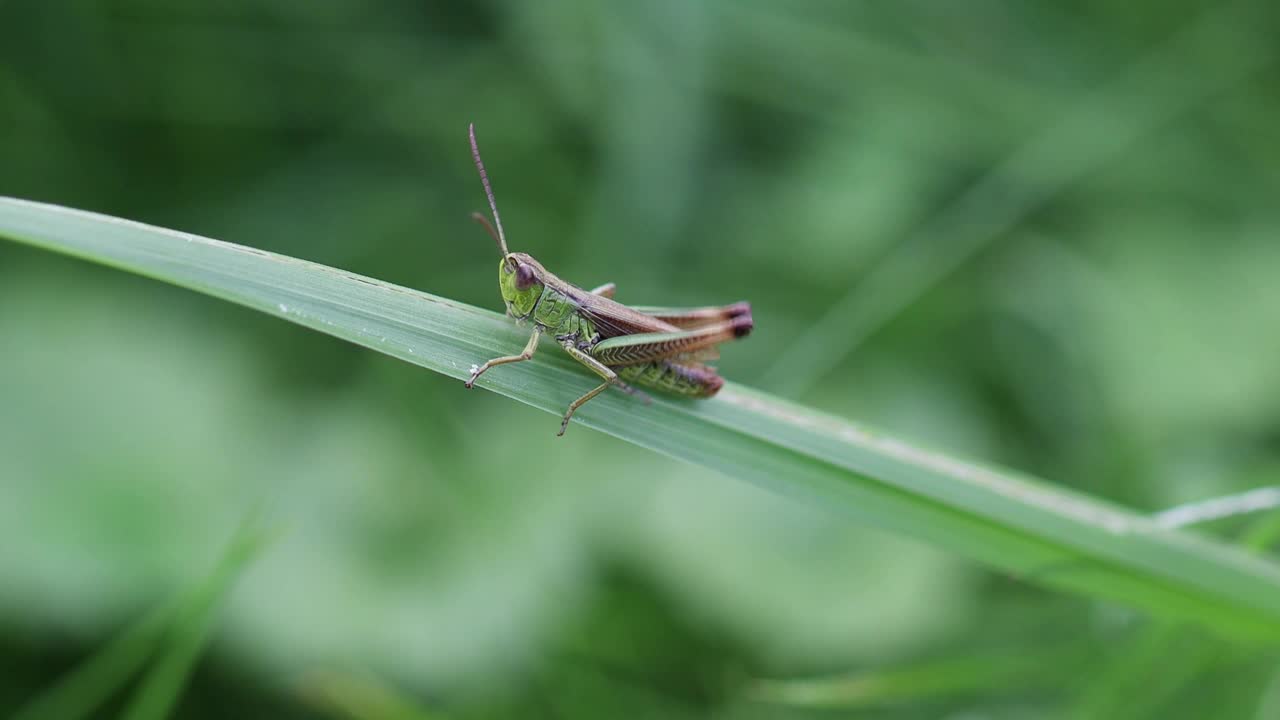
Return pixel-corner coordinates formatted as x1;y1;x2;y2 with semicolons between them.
589;282;616;298
589;317;753;367
465;326;542;388
558;343;651;435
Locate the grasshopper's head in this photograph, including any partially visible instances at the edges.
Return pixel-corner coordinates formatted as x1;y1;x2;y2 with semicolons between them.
468;124;545;319
498;252;544;319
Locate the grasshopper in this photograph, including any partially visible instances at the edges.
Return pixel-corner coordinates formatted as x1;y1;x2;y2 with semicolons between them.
463;124;753;435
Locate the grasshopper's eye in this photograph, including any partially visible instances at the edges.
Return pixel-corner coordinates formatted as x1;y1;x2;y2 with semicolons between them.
514;263;537;290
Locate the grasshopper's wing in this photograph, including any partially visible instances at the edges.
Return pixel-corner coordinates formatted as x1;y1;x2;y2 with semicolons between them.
536;273;676;339
628;302;751;330
674;348;720;363
573;292;682;339
590;316;753;367
675;345;720;362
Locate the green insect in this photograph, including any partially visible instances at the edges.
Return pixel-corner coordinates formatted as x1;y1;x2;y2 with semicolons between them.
464;124;753;435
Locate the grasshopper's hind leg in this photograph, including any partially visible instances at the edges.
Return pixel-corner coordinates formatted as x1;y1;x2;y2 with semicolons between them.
589;316;753;367
629;302;751;329
558;343;650;436
465;327;542;388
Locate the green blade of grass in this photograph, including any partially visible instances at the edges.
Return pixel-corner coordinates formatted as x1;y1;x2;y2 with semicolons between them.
296;669;445;720
10;601;176;720
1070;511;1280;720
745;648;1083;709
11;516;269;720
4;196;1280;641
120;517;271;720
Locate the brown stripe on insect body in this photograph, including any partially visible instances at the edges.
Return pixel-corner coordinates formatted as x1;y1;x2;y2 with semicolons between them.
636;301;752;330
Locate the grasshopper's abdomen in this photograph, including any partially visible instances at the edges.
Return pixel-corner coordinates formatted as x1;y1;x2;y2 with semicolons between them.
618;361;723;397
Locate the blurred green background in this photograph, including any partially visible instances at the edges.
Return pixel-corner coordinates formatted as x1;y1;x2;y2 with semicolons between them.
3;1;1280;718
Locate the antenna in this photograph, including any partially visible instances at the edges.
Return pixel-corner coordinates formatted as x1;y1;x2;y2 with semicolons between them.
470;212;504;250
468;123;510;259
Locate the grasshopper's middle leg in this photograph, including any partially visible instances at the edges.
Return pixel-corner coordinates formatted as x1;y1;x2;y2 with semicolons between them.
558;343;649;436
465;326;542;388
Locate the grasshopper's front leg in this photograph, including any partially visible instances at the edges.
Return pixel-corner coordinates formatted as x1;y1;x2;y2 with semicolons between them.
465;326;542;388
558;342;650;436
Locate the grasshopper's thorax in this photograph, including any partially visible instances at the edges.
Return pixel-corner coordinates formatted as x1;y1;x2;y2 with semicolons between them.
498;252;592;338
498;252;544;319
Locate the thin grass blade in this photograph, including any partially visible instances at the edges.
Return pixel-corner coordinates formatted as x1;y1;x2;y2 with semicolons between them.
119;517;271;720
10;602;177;720
4;197;1280;642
